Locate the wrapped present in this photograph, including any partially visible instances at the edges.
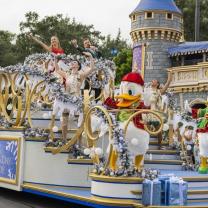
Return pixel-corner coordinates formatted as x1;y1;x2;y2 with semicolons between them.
158;174;174;205
142;179;161;206
167;177;188;206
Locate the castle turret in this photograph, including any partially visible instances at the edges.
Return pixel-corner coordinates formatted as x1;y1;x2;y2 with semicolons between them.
130;0;183;83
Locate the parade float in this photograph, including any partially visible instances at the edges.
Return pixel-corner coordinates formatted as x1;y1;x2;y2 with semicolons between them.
0;0;208;207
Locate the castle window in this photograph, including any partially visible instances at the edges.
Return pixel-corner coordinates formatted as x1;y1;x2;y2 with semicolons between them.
166;13;173;20
145;12;154;19
132;15;136;21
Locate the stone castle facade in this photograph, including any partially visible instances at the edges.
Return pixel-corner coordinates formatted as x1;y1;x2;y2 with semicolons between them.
129;0;207;105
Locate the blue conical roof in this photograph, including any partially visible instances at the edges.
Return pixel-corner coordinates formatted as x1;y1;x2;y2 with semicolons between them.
131;0;182;15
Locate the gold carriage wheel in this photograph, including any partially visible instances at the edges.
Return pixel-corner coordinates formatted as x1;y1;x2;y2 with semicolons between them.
84;106;113;168
124;109;164;137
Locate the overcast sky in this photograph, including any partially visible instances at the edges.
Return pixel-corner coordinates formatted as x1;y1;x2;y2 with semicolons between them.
0;0;140;41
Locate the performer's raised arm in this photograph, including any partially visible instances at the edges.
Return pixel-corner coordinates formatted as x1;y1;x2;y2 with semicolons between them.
54;58;67;79
28;34;64;54
27;33;51;52
81;52;95;78
160;72;172;95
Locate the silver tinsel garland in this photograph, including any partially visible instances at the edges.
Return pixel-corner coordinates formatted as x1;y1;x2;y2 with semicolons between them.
23;127;49;139
92;109;136;176
0;52;116;131
88;59;115;89
92;109;160;178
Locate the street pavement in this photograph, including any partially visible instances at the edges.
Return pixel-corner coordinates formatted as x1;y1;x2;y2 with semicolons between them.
0;188;86;208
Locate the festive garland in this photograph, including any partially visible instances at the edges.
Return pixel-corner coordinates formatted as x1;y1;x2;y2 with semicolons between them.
165;91;177;110
180;142;199;171
90;108;160;178
86;109;133;176
0;52;116;134
180;112;195;123
88;59;115;89
24;53;51;65
23;127;49;139
0;115;13;129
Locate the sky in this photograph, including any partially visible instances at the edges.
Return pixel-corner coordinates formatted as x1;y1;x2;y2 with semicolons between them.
0;0;140;42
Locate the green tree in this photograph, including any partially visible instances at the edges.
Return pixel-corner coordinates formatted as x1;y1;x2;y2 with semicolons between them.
100;29;130;59
0;31;19;66
176;0;208;41
113;48;132;84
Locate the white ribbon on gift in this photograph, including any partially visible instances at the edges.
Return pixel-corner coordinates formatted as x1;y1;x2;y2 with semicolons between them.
179;179;184;206
150;180;153;205
169;176;185;206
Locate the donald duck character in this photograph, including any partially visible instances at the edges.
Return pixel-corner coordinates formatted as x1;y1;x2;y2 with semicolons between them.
105;72;150;171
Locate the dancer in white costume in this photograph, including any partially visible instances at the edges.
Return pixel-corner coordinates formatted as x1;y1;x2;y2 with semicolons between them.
54;52;95;142
144;73;172;148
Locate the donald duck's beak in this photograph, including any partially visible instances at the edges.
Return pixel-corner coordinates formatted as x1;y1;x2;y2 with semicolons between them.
115;94;141;108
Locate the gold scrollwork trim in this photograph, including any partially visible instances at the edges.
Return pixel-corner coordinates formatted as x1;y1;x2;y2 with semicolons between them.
90;174;144;183
91;195;142;207
67;159;93;164
0;127;25;131
182;176;208;182
124;110;163;136
22;183;142;207
188;190;208;195
84;106;113;168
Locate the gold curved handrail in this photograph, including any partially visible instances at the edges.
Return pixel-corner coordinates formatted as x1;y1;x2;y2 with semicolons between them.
85;106;113;141
84;105;113;168
27;80;45;127
124;109;163;136
0;73;11;121
93;90;104;102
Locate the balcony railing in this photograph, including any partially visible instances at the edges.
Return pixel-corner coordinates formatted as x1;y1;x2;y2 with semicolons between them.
168;62;208;92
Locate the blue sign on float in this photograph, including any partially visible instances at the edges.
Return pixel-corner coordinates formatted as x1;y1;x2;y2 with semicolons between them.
0;140;18;183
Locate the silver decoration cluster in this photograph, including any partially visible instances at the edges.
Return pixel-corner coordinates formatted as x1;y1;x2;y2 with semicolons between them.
23;127;49;139
24;53;51;65
0;116;13;129
165;92;177;110
88;59;116;89
180;112;195;123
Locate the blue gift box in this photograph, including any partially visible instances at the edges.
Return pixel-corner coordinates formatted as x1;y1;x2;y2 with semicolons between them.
158;175;173;205
158;175;188;206
142;179;161;206
167;177;188;206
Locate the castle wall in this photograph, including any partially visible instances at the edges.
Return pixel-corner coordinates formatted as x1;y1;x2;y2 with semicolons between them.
131;13;182;32
142;40;178;83
131;11;183;84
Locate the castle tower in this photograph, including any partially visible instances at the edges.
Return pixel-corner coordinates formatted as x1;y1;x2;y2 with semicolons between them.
130;0;184;83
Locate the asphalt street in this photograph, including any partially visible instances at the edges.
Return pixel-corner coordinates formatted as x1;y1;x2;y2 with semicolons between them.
0;188;87;208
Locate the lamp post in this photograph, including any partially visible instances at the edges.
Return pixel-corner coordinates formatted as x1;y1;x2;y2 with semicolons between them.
195;0;200;41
